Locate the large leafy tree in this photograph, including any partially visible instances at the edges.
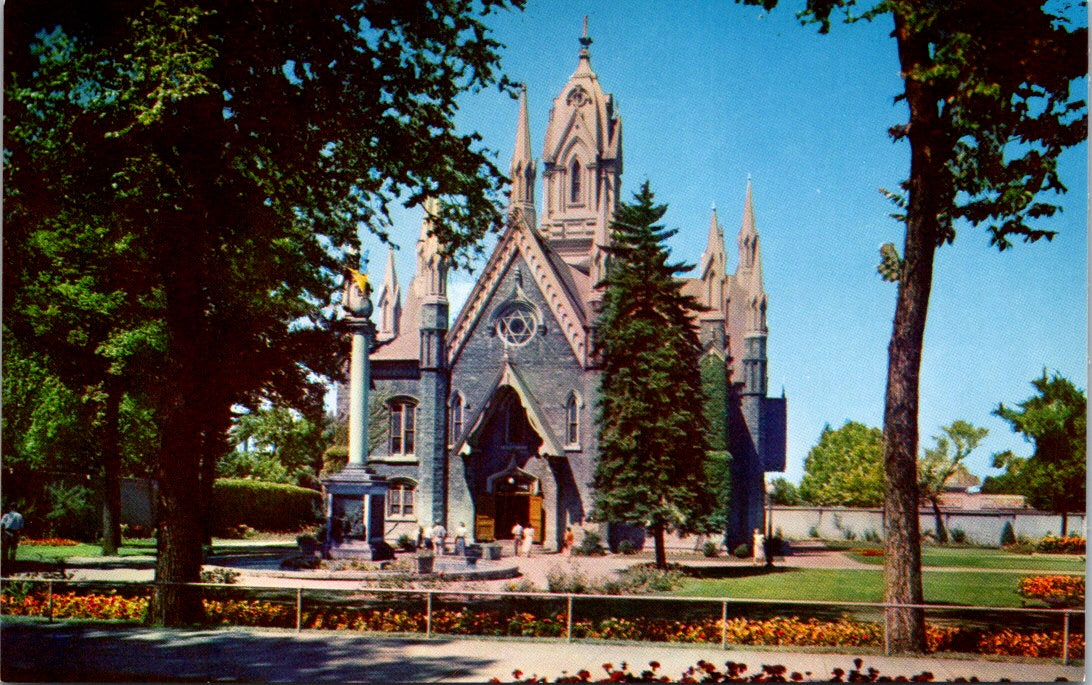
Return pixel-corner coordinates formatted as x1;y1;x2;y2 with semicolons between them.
994;372;1086;535
738;0;1086;652
593;183;714;569
917;420;987;544
798;421;885;507
5;0;522;625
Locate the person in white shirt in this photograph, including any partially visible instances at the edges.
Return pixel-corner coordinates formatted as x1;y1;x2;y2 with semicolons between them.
1;507;25;564
521;526;534;557
511;523;523;557
454;522;468;555
432;522;447;554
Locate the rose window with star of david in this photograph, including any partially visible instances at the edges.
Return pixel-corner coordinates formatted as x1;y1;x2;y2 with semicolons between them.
496;302;538;346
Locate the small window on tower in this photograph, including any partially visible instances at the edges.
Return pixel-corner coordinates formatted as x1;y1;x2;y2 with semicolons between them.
570;159;582;204
565;393;580;446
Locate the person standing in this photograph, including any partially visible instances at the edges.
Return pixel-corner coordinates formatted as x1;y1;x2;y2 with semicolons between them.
521;525;534;557
752;528;766;566
431;521;447;554
454;522;468;555
510;522;523;557
423;523;434;551
1;507;25;565
563;526;576;556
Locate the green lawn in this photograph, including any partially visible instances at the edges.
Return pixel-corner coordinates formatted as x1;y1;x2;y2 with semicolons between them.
844;546;1086;572
16;539;157;562
674;568;1044;607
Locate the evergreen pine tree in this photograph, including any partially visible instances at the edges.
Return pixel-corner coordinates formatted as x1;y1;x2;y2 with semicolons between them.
593;182;713;569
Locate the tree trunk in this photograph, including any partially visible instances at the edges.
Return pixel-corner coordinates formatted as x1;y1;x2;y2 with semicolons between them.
883;8;946;654
149;400;206;627
1061;512;1068;536
652;523;667;569
100;386;123;556
931;498;947;545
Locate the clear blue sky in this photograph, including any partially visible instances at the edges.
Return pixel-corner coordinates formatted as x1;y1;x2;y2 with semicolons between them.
360;0;1088;485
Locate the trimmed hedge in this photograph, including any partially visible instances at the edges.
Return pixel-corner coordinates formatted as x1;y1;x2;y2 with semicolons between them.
212;478;323;533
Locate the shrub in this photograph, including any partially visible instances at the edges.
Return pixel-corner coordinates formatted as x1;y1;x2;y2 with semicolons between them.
807;525;819;538
862;529;881;543
842;528;857;541
1018;575;1085;607
1000;521;1017;547
1035;534;1086;555
199;568;240;585
396;534;416;552
211;478;322;533
949;528;967;544
616;540;636;555
43;482;100;541
573;532;606;556
733;543;750;559
701;541;719;557
546;566;592;594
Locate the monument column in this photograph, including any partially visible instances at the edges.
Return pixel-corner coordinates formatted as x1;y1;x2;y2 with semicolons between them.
322;258;391;559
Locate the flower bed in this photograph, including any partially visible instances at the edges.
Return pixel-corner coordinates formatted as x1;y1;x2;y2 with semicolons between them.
1019;575;1085;607
0;592;1082;659
20;538;80;547
1035;535;1086;555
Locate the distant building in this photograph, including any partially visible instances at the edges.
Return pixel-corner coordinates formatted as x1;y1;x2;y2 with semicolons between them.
339;26;787;550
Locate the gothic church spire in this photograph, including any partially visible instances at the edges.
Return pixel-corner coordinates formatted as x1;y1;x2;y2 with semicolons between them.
377;246;401;340
509;85;536;227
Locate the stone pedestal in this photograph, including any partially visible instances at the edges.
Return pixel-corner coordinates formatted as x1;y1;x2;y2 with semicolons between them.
323;464;392;561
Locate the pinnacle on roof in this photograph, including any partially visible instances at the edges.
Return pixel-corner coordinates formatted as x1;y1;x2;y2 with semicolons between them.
512;84;532;171
377;246;401;340
741;177;757;240
574;16;594;77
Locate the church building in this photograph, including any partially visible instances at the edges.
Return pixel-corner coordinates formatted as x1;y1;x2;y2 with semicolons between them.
342;26;786;551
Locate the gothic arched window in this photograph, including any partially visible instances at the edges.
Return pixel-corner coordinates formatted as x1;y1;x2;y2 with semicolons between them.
449;391;465;442
570;159;582;204
565;392;580;446
389;398;417;455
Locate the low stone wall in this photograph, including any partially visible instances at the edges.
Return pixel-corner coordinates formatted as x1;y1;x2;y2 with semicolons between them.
767;505;1087;547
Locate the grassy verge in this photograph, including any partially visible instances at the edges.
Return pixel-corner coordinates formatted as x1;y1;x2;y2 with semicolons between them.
673;567;1044;607
16;539;157;562
841;546;1085;572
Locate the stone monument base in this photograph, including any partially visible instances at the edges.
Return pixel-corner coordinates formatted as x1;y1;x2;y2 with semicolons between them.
322;464;392;561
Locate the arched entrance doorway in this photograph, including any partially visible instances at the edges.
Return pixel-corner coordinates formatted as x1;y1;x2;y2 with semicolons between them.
468;387;547;543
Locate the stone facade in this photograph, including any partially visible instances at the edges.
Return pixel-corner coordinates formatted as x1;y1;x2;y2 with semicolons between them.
338;27;787;550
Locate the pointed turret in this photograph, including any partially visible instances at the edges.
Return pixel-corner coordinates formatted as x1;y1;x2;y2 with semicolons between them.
377;247;401;340
540;17;622;269
700;204;727;313
737;179;764;285
416;197;448;301
509;85;537;227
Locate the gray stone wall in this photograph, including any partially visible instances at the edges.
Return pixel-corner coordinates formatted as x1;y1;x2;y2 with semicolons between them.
768;505;1087;547
448;255;598;549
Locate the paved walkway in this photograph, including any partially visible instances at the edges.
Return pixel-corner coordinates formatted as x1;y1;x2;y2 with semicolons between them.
1;621;1083;682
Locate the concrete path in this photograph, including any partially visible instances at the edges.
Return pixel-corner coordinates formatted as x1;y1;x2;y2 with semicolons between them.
1;620;1083;682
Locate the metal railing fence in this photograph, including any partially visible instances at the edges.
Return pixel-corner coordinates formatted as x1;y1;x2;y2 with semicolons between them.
0;577;1083;665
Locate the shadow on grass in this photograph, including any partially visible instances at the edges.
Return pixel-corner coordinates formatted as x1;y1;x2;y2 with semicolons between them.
677;564;794;580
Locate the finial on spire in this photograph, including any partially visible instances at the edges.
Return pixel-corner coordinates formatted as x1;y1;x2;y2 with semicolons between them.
580;15;591;47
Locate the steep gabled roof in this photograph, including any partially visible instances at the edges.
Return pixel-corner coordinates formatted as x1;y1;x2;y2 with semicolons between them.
447;217;591;368
450;360;565;458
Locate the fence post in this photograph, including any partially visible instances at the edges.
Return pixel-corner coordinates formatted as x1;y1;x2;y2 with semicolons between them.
426;591;433;639
295;586;302;633
1062;611;1070;665
721;600;727;649
47;580;53;623
566;595;573;643
883;608;890;656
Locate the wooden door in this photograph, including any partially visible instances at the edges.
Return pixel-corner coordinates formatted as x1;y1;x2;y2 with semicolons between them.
475;495;496;542
528;494;544;543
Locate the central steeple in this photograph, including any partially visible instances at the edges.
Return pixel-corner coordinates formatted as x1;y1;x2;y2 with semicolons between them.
539;17;623;280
